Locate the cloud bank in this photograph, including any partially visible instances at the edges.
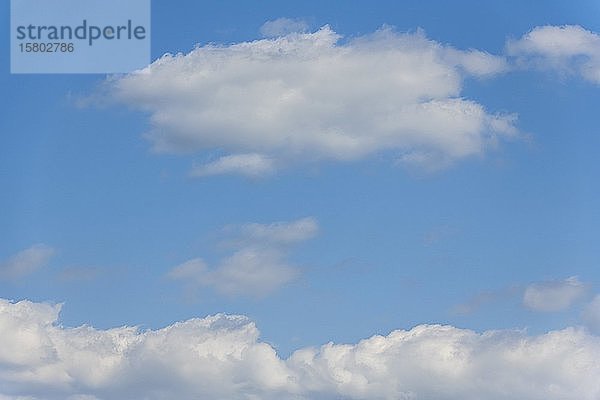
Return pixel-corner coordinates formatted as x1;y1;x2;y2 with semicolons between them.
110;25;516;174
168;217;318;297
1;298;599;400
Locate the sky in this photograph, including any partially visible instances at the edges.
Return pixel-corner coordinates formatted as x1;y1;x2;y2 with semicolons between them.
1;0;600;399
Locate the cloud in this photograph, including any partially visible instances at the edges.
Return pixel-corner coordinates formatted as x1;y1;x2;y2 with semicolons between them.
452;285;521;315
583;295;600;334
507;25;600;83
234;217;319;245
56;267;101;283
0;244;55;281
1;298;600;400
523;276;587;312
190;153;275;178
168;217;317;297
169;249;298;297
260;18;309;38
109;25;516;175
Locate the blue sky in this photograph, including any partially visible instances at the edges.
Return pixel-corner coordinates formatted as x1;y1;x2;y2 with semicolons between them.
1;1;600;399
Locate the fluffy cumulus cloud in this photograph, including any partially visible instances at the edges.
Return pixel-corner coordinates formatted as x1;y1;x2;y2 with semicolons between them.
168;217;318;297
109;25;516;175
1;298;600;400
523;276;587;312
0;244;55;280
507;25;600;83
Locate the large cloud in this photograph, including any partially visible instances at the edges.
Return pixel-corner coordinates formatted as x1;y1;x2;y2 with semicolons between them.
109;25;516;175
168;217;318;297
507;25;600;83
1;298;600;400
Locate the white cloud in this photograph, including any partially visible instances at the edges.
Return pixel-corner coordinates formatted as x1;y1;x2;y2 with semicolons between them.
452;285;521;315
190;153;275;178
260;18;309;38
0;244;55;280
523;276;587;312
57;266;100;283
583;295;600;334
444;47;509;77
169;249;298;297
507;25;600;83
168;218;317;297
236;217;319;245
110;25;516;174
1;298;600;400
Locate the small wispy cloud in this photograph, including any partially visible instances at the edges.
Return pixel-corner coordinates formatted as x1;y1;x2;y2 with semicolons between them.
507;25;600;84
168;217;318;297
583;295;600;334
233;217;319;246
190;153;275;178
57;266;101;283
452;285;521;315
453;276;590;316
260;17;309;38
523;276;588;312
0;244;55;280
